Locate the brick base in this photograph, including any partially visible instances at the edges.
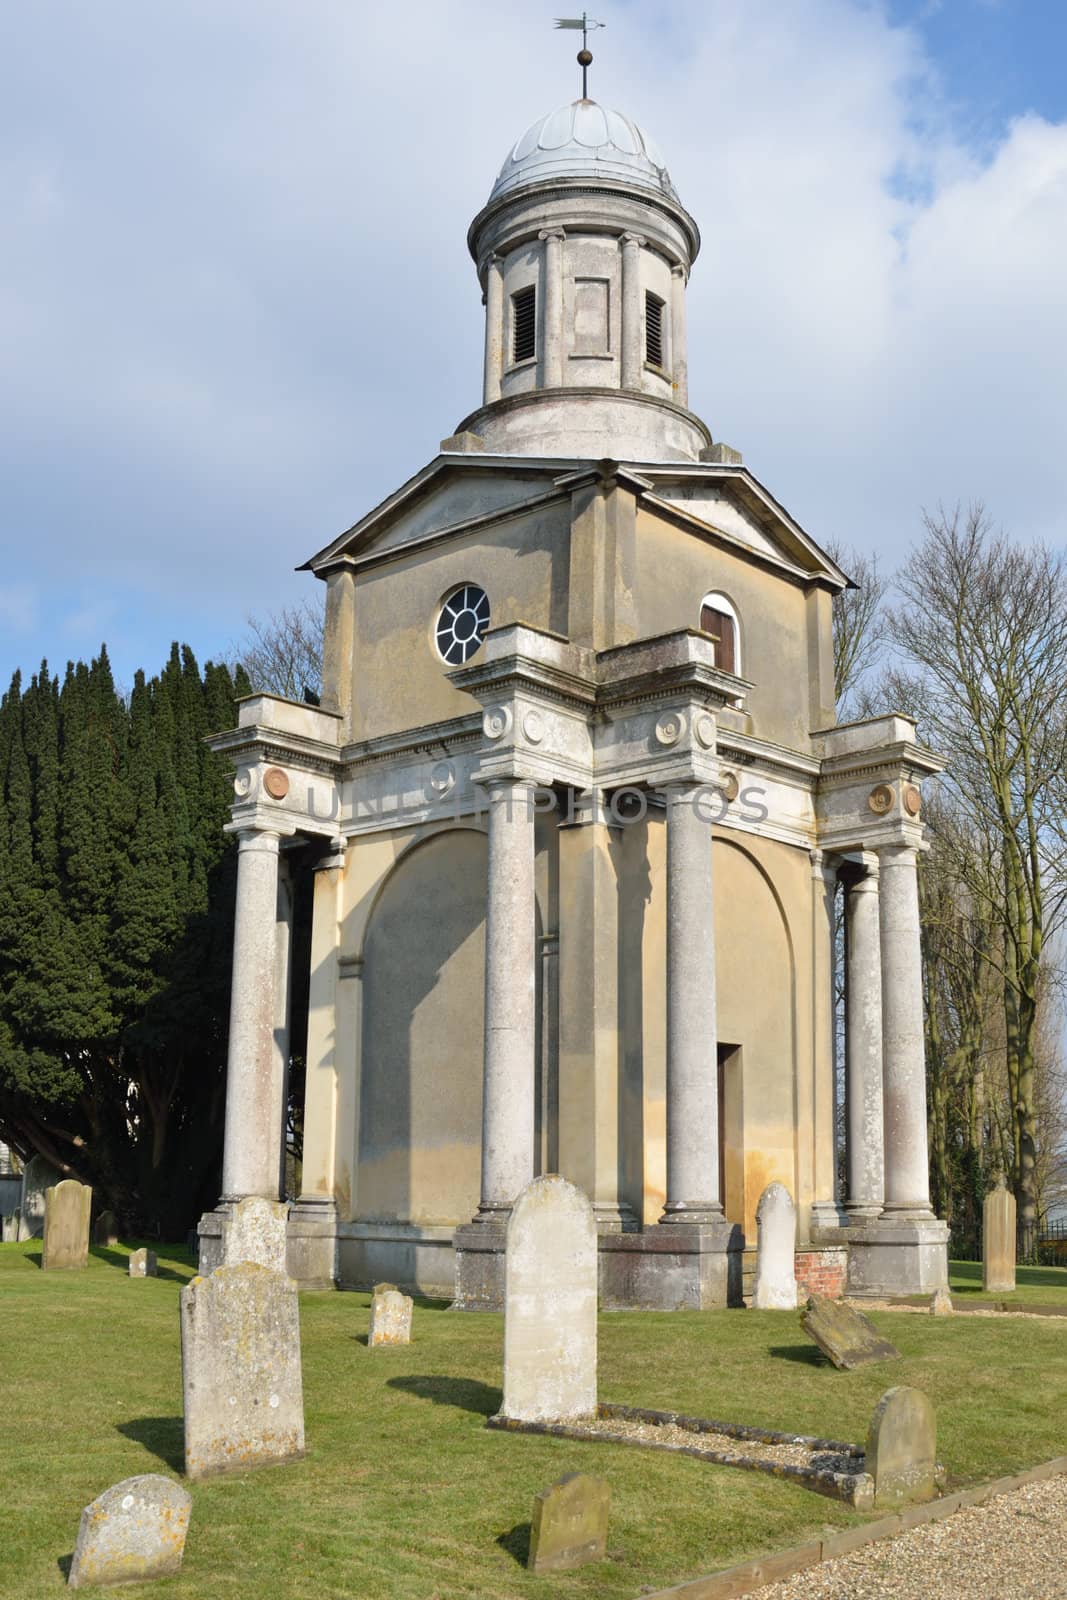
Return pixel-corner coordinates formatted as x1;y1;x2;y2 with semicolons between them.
795;1248;847;1299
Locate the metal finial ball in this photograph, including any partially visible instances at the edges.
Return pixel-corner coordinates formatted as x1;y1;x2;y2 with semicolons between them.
577;47;593;65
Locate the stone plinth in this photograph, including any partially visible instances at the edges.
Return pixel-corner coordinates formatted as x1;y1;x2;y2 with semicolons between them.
42;1181;92;1271
368;1283;413;1346
223;1196;289;1273
500;1176;597;1424
841;1217;949;1297
867;1386;937;1509
598;1221;744;1310
528;1473;610;1574
452;1220;507;1310
983;1183;1016;1294
752;1183;798;1310
68;1474;191;1589
180;1263;305;1480
129;1248;157;1278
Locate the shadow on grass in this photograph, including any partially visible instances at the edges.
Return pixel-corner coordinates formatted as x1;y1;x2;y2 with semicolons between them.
387;1375;502;1415
769;1344;827;1367
56;1555;72;1582
496;1522;531;1567
117;1417;184;1473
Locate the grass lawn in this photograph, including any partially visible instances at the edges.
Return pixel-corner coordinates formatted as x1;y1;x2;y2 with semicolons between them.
3;1245;1067;1600
948;1259;1067;1304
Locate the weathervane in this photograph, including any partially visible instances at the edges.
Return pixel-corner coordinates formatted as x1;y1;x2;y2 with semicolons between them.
555;13;606;100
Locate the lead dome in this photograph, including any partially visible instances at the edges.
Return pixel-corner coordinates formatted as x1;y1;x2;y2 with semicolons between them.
490;98;679;203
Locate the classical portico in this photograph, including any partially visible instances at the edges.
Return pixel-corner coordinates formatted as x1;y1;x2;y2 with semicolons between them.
202;87;948;1304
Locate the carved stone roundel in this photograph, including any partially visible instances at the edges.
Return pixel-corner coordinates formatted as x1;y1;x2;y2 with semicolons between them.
522;710;545;745
695;714;716;749
233;767;254;798
263;767;290;800
655;710;686;747
429;761;455;796
719;771;740;802
483;705;513;742
868;783;895;815
903;784;922;817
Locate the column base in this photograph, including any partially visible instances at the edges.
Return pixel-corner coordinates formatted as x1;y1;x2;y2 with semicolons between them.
843;1216;949;1298
287;1197;339;1290
599;1221;745;1310
451;1220;508;1310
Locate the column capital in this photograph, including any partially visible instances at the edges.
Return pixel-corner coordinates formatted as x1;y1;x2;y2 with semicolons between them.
670;261;688;281
620;231;646;249
233;827;283;854
560;787;613;829
537;227;566;243
878;842;919;868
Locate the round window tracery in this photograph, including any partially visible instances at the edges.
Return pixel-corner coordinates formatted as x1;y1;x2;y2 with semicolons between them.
435;584;490;665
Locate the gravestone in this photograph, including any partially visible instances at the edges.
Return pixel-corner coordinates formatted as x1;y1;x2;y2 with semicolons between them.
129;1248;158;1278
220;1196;289;1273
528;1473;610;1574
67;1474;191;1589
983;1181;1016;1294
368;1283;413;1346
500;1174;597;1424
17;1154;61;1240
42;1180;92;1271
801;1293;901;1370
180;1262;304;1479
94;1210;118;1246
751;1182;798;1310
866;1386;937;1508
929;1287;953;1316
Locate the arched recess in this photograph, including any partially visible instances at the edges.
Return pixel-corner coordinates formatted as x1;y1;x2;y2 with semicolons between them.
357;829;488;1226
714;836;798;1242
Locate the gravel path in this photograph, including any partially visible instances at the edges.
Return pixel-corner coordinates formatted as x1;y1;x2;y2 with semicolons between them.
589;1414;859;1474
752;1475;1067;1599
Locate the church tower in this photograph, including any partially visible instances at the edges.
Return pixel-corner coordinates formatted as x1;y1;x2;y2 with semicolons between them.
203;70;949;1308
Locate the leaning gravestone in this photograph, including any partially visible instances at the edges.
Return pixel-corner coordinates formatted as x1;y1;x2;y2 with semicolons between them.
866;1386;937;1508
752;1182;799;1310
983;1180;1016;1294
180;1262;305;1479
801;1294;901;1370
528;1472;610;1574
17;1154;60;1240
67;1474;191;1589
368;1283;413;1346
94;1210;119;1246
220;1196;289;1273
129;1248;158;1278
500;1174;597;1424
42;1180;93;1271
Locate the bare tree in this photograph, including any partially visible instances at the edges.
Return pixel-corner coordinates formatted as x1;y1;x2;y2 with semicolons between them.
231;597;325;702
887;504;1067;1236
825;539;888;718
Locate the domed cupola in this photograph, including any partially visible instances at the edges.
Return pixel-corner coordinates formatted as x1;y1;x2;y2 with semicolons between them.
455;94;709;464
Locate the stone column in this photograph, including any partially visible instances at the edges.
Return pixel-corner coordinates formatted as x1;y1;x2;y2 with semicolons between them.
809;850;841;1228
661;785;723;1223
879;845;933;1216
539;229;565;389
845;859;885;1219
221;829;285;1202
271;855;295;1200
670;263;688;406
620;232;645;390
477;778;538;1218
483;253;504;403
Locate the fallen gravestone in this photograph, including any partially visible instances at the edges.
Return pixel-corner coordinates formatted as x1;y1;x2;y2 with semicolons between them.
499;1174;597;1424
94;1210;118;1247
983;1180;1016;1294
866;1385;937;1508
42;1180;93;1271
527;1472;610;1574
129;1248;158;1278
752;1182;798;1310
929;1286;953;1316
180;1262;304;1479
220;1195;288;1273
67;1473;191;1589
801;1294;901;1370
368;1283;413;1346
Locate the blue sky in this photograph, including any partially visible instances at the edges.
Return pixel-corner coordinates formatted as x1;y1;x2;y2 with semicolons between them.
2;0;1066;690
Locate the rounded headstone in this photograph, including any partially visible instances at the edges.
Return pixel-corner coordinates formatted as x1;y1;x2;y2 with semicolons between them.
752;1182;798;1310
866;1385;937;1508
67;1473;191;1589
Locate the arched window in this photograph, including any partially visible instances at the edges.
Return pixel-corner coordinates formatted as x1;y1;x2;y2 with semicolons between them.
699;592;740;675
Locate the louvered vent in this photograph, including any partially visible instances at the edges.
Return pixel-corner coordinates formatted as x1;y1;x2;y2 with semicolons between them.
645;292;665;368
512;286;536;364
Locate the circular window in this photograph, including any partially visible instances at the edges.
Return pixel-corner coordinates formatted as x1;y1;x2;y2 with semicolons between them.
435;584;490;665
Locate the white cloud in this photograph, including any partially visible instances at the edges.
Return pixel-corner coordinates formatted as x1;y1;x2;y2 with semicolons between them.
0;0;1064;681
